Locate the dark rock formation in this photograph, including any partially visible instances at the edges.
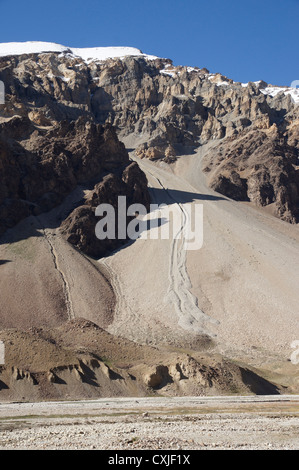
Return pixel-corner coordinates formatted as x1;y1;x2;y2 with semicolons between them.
204;126;299;222
60;162;150;257
0;115;131;235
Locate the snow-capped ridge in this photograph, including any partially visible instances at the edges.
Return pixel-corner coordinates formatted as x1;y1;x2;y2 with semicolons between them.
0;41;158;63
1;41;298;104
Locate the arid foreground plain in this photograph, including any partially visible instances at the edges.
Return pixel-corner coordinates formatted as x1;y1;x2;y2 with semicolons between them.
0;396;298;450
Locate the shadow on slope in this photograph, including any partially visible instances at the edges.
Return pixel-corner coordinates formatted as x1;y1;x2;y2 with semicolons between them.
240;368;281;395
0;185;225;257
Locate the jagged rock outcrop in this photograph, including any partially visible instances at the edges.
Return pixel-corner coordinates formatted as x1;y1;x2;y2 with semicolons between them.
203;125;299;222
139;355;280;395
0;114;132;235
0;321;282;401
89;58;299;222
60;162;150;257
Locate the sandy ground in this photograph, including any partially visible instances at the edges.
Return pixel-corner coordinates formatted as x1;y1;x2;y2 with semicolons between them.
101;147;299;370
0;396;298;450
0;186;115;330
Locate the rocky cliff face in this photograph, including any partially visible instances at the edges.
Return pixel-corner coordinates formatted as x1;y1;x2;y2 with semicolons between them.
0;52;151;252
0;113;143;241
0;48;298;227
203;125;299;222
88;58;299;223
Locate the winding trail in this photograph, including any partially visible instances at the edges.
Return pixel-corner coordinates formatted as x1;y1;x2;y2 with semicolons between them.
40;225;75;321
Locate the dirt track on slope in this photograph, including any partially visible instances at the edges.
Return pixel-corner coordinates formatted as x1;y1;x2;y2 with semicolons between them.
0;186;115;330
103;147;299;372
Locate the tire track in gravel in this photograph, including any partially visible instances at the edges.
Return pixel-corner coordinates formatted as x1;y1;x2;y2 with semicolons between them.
135;159;218;336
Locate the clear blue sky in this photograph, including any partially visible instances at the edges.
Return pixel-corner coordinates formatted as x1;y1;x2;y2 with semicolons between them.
0;0;298;86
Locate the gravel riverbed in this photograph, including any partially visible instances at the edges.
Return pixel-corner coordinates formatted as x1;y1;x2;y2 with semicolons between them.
0;396;298;450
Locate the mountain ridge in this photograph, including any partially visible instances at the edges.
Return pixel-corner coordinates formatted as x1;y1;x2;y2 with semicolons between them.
2;43;297;224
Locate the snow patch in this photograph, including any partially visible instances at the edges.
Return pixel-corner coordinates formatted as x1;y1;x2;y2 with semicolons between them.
0;41;158;63
47;72;71;83
260;86;299;104
207;74;230;86
241;80;262;87
0;41;69;57
160;69;176;78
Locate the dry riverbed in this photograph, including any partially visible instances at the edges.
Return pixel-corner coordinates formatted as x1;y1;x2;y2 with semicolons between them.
0;396;298;450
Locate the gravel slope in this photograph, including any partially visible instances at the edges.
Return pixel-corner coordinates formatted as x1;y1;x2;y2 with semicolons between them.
103;148;299;370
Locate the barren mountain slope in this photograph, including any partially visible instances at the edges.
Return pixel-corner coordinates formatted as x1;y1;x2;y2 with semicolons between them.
0;43;299;400
101;144;299;375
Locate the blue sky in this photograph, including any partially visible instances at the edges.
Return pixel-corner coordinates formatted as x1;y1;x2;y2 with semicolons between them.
0;0;298;86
